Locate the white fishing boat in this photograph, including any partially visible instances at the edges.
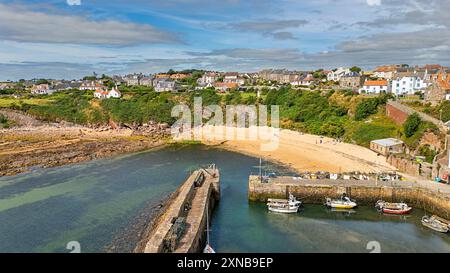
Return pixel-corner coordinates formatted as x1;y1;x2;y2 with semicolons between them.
325;195;357;209
267;193;302;213
422;215;449;233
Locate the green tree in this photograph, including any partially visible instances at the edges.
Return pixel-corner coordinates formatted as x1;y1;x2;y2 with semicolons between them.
354;98;379;121
350;66;362;73
404;113;422;138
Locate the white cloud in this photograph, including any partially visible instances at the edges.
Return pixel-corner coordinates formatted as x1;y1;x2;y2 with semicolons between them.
366;0;382;6
67;0;81;6
0;3;182;46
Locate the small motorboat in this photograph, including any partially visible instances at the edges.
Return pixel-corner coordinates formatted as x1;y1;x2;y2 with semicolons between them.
430;215;450;229
422;216;449;233
267;193;302;213
325;195;357;209
375;200;412;215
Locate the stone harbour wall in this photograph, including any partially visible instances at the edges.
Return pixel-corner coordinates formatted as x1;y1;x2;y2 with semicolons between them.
249;176;450;219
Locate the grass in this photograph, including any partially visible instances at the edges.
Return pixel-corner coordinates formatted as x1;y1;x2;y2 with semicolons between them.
345;111;400;147
0;97;53;107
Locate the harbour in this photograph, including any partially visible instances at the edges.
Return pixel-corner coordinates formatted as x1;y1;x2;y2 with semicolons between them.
0;145;449;253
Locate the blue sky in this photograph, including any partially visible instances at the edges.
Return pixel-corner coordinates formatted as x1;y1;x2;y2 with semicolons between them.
0;0;449;80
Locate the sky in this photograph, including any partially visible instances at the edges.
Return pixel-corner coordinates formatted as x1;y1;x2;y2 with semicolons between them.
0;0;449;80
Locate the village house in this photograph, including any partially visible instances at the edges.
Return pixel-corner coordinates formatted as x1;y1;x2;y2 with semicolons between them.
214;82;238;92
359;80;388;94
155;73;171;79
291;74;314;86
370;138;405;156
372;65;401;80
140;76;153;87
197;72;218;86
425;69;450;104
258;69;297;83
93;86;121;99
31;84;54;95
339;72;364;89
153;78;177;92
170;73;189;80
223;72;245;86
391;71;430;96
123;74;141;86
0;82;15;90
80;81;106;91
327;67;351;82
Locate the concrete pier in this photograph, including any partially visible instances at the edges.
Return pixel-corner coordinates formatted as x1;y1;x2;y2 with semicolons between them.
142;165;220;253
249;176;450;219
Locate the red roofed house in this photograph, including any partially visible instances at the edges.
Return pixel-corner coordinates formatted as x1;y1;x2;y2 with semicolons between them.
425;69;450;104
94;86;121;99
214;82;238;92
359;80;388;94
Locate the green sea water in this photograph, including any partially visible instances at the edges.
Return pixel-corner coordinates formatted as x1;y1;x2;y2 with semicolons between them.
0;145;449;253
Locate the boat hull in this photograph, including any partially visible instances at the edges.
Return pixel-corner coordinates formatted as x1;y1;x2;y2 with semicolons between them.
268;207;299;214
329;204;357;209
269;208;298;213
382;207;412;215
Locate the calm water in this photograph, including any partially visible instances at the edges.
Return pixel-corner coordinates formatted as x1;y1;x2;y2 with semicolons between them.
0;145;449;253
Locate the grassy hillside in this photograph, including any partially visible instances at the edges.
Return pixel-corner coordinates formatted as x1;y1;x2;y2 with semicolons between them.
0;87;437;153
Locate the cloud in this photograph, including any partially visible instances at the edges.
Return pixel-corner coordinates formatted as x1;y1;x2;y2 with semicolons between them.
357;0;450;28
67;0;81;6
187;48;305;61
366;0;381;6
0;3;182;46
228;19;308;40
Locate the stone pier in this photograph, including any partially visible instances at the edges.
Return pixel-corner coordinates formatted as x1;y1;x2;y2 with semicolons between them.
141;165;220;253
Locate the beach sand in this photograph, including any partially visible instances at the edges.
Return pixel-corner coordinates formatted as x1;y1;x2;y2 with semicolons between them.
198;126;395;173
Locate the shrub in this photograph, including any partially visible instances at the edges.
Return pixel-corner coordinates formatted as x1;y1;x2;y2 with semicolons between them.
404;113;422;138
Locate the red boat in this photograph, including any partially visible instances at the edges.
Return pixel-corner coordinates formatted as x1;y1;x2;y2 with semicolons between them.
375;200;413;215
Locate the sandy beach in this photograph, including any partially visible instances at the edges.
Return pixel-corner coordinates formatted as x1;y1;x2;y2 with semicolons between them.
198;126;395;173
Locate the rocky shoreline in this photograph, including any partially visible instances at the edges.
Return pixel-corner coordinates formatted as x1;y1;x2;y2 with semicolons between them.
0;110;172;177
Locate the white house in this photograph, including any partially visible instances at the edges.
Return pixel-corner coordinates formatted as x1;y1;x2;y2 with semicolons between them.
391;72;430;96
198;72;218;85
327;67;351;82
359;80;388;94
291;74;314;86
223;72;245;86
94;86;121;99
446;91;450;100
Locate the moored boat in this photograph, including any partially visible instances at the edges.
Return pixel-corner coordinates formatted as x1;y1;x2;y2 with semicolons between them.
421;216;449;233
267;193;302;213
430;215;450;229
375;200;412;215
325;195;357;209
